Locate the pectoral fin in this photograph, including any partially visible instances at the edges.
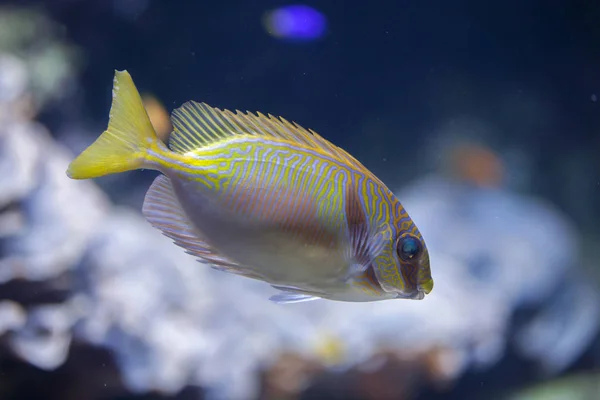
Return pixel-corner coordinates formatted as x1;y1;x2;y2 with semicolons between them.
343;179;386;278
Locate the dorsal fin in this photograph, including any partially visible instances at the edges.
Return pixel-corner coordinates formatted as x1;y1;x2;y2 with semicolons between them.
168;101;370;172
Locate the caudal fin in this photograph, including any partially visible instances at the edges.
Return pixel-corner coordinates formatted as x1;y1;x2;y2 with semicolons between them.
66;70;160;179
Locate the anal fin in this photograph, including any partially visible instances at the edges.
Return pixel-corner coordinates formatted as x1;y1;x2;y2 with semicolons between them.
142;175;265;281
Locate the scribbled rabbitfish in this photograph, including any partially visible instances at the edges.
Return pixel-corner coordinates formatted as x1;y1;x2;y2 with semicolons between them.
66;70;433;304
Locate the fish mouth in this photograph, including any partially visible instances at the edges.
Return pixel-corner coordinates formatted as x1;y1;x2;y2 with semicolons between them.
419;279;433;295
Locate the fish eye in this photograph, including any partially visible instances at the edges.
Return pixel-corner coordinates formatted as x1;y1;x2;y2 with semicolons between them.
397;235;421;261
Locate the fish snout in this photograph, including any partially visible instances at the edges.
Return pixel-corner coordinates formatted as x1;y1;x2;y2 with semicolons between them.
418;278;433;295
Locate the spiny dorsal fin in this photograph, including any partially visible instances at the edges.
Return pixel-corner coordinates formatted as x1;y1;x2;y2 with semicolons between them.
168;101;369;172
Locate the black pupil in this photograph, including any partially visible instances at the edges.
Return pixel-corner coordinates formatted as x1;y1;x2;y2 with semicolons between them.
401;238;419;258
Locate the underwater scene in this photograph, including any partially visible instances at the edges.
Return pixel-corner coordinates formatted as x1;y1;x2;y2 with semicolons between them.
0;1;599;399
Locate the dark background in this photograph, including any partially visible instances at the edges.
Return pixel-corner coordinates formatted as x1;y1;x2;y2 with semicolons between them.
22;0;600;235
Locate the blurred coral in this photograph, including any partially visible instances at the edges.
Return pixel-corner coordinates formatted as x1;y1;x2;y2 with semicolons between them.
0;6;80;114
507;372;600;400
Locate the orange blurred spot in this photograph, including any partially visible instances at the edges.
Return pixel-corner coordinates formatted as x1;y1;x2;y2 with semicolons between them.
142;94;172;142
450;144;504;188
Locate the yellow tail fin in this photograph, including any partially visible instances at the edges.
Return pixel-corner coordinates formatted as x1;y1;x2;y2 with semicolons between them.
66;70;160;179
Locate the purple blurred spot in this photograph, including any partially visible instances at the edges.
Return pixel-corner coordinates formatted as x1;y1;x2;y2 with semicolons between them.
270;5;326;40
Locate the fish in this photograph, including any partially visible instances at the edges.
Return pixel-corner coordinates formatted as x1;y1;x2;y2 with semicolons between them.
66;70;433;304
